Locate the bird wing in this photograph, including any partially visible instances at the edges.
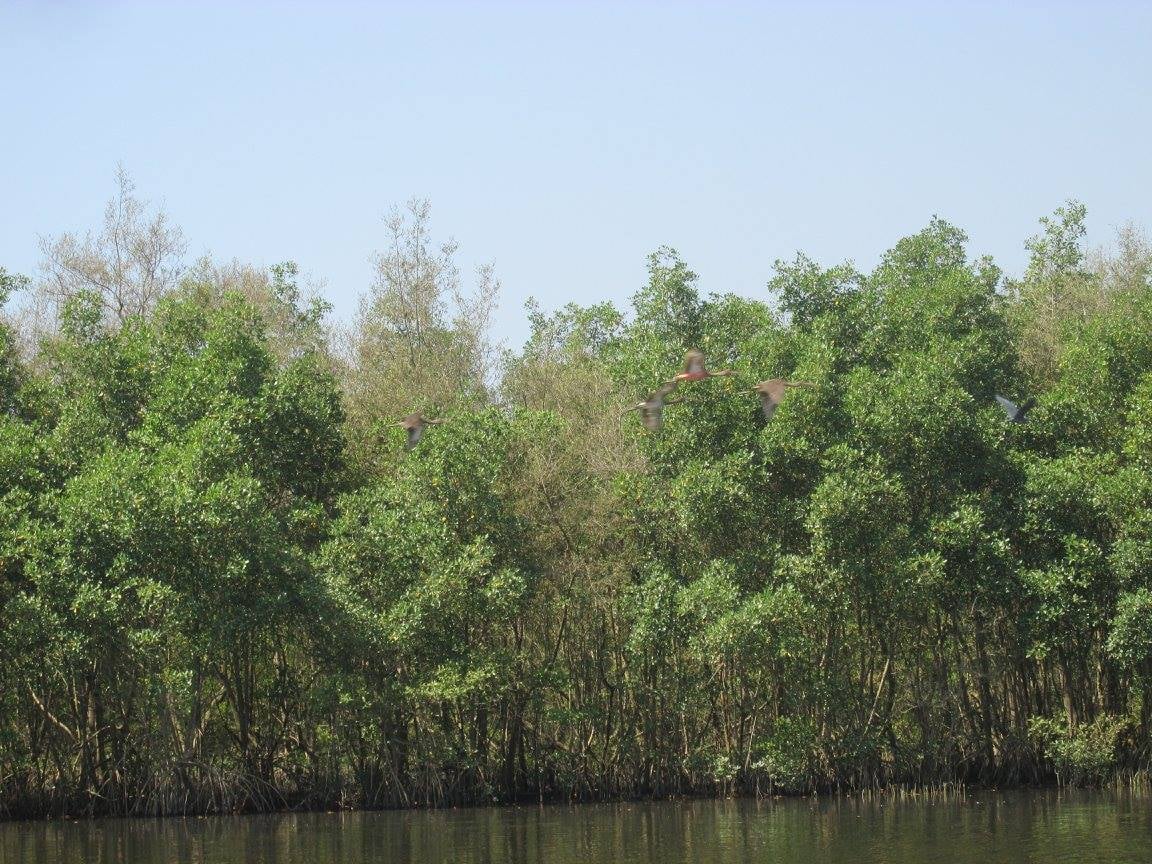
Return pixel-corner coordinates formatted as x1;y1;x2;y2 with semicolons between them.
758;379;789;399
684;350;705;374
1018;397;1037;416
754;380;789;420
642;404;664;431
646;380;681;407
405;425;422;449
995;395;1018;418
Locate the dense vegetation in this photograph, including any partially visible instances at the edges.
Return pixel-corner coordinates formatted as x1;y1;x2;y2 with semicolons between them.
2;181;1152;818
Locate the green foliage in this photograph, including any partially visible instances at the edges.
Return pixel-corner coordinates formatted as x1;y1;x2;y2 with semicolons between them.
771;253;863;330
1028;714;1127;786
753;716;818;792
1107;589;1152;671
1023;200;1088;284
0;267;28;412
4;201;1152;818
631;246;703;346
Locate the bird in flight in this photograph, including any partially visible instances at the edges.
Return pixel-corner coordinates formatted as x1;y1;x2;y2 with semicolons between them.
750;379;815;420
397;412;443;450
626;382;682;431
670;349;736;383
995;395;1035;423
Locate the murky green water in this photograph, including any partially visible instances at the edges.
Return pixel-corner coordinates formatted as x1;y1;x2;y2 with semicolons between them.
3;791;1151;864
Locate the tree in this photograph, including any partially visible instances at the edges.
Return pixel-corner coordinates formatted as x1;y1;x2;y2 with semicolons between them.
37;166;186;329
0;267;29;412
8;196;1152;817
343;200;499;471
178;258;333;366
1004;201;1146;385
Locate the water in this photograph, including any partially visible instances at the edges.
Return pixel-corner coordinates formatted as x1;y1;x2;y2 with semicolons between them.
4;791;1152;864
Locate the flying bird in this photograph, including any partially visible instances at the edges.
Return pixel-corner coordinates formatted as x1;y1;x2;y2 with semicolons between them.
751;379;815;420
670;349;736;383
995;395;1035;423
626;382;682;431
397;413;443;450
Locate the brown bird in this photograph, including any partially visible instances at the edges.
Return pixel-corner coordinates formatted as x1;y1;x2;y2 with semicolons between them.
670;349;736;383
396;412;443;450
750;379;815;420
625;382;682;431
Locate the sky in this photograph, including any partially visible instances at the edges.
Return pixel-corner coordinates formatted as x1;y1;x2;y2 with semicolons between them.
2;1;1150;349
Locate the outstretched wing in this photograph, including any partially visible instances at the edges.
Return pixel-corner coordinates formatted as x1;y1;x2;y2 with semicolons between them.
641;403;665;431
405;424;422;450
995;395;1018;419
753;380;789;420
397;413;423;450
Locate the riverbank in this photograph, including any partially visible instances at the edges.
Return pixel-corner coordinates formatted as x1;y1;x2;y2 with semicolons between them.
5;772;1152;824
5;790;1152;864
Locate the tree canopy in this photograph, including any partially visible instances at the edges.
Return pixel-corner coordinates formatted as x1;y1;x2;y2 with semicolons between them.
2;181;1152;817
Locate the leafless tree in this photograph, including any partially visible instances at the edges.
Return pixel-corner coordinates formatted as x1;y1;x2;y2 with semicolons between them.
38;166;186;327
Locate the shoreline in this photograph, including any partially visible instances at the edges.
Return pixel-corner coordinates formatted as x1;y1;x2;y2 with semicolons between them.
5;778;1151;825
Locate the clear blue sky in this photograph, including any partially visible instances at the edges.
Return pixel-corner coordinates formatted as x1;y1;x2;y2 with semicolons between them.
3;1;1150;348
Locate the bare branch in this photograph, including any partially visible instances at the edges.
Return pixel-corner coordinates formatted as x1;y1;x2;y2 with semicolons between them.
36;167;187;330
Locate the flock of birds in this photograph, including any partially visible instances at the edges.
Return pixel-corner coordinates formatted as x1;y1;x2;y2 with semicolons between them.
396;349;1036;450
623;349;814;432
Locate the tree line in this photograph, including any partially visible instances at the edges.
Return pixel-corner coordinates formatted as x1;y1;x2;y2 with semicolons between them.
2;176;1151;818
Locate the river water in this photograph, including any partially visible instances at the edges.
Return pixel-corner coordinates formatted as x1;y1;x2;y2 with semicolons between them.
3;790;1151;863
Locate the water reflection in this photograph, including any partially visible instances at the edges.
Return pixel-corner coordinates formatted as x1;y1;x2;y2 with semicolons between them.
3;790;1151;864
